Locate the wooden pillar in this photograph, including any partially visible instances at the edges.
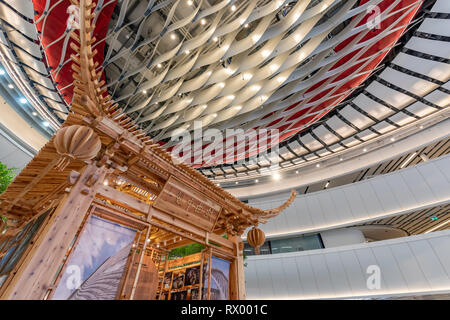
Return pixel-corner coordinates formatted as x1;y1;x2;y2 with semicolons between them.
0;164;109;300
207;247;212;300
198;249;205;300
229;235;246;300
130;227;151;300
158;253;169;300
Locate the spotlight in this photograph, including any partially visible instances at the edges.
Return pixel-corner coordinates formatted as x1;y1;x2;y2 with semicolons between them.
32;111;38;116
8;84;14;89
42;121;50;127
19;97;27;104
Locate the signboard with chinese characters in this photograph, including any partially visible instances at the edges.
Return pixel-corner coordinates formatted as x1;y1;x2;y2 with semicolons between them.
152;176;221;231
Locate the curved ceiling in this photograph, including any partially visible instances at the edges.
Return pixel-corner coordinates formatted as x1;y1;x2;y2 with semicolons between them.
0;0;448;181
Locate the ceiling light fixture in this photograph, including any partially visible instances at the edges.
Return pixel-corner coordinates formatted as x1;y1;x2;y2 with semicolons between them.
400;152;417;169
261;50;270;57
231;5;236;11
170;34;176;40
201;19;206;25
273;172;281;180
19;97;27;104
244;23;249;28
8;84;14;89
424;219;450;234
213;37;218;42
187;0;193;5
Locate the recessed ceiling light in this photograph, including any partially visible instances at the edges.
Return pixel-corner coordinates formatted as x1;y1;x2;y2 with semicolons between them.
273;173;281;180
187;0;193;5
261;50;270;57
201;19;206;25
316;164;320;168
235;181;239;185
19;97;27;104
244;23;249;28
32;111;38;116
43;121;50;127
0;69;5;75
185;50;190;54
295;170;299;174
143;90;147;94
213;37;218;42
390;137;395;142
170;34;176;40
231;5;236;11
8;84;14;89
157;63;162;68
363;148;367;152
255;179;259;183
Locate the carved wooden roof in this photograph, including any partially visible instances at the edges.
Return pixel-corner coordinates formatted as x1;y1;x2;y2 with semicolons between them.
0;0;296;236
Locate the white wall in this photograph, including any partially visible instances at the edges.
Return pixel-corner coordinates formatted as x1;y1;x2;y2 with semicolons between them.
246;154;450;238
245;229;450;299
320;228;366;248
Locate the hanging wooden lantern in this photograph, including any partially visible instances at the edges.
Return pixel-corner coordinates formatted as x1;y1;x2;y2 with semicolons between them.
247;227;266;255
53;125;102;170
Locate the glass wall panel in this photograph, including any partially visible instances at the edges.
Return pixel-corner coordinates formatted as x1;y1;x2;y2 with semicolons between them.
244;233;324;256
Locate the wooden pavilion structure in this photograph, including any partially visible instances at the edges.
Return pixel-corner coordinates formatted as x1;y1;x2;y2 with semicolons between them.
0;0;296;300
